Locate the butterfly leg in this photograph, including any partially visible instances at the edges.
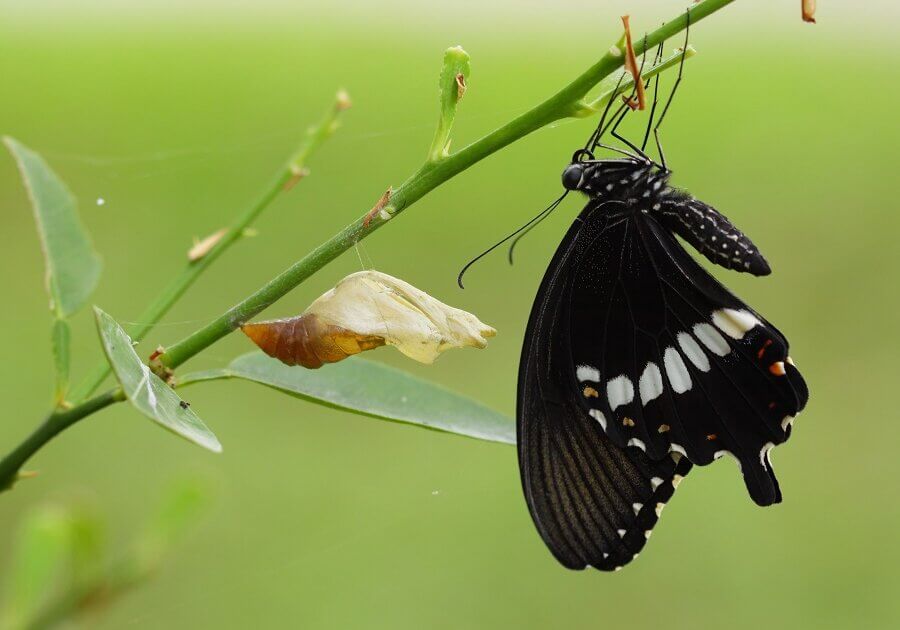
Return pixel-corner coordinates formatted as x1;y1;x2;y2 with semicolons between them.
652;9;691;170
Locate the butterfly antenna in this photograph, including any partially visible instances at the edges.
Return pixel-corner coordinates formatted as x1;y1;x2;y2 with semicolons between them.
457;191;568;289
507;192;569;264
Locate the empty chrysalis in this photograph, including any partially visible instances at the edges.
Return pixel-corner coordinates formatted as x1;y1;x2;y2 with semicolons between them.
242;271;496;369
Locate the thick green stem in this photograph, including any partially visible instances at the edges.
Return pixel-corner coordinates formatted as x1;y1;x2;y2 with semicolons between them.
67;94;349;402
161;1;730;370
0;389;123;491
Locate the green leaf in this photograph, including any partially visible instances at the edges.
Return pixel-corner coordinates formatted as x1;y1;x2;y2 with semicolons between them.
94;307;222;453
4;136;102;318
51;319;70;404
181;352;514;445
427;46;471;161
0;506;71;629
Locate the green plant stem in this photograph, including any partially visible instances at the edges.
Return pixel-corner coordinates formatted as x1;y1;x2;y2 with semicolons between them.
0;0;735;492
0;389;123;491
160;1;729;370
67;94;349;403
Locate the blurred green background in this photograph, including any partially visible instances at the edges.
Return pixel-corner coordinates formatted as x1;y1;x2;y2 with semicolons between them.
1;0;898;628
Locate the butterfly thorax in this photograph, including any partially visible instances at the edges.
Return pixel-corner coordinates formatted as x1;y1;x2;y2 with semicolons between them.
564;157;671;200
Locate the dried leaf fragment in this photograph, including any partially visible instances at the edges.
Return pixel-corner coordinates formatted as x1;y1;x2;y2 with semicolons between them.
802;0;816;23
363;187;393;227
620;15;646;111
188;228;227;262
242;270;496;369
455;73;467;100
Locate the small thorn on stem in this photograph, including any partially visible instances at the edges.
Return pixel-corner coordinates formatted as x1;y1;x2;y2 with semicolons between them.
283;165;311;192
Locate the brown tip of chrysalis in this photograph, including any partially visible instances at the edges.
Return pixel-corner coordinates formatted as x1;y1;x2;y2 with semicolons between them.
241;315;385;369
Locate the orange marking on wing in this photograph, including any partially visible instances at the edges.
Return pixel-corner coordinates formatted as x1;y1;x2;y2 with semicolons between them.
757;339;773;359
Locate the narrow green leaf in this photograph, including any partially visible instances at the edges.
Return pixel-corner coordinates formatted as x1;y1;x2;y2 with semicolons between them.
94;307;221;453
181;352;514;445
0;506;71;630
50;319;70;404
4;136;102;318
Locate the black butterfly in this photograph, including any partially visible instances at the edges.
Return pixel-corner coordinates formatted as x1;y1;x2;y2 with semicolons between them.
506;29;809;571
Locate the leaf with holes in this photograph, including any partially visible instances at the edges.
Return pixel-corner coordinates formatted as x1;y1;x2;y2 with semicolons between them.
180;352;513;445
94;307;221;453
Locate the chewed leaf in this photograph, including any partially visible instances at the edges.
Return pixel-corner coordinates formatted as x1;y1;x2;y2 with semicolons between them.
180;352;514;445
4;136;102;318
242;270;496;369
94;307;221;453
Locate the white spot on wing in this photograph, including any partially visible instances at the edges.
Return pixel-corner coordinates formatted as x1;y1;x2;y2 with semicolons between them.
639;362;664;405
576;364;600;382
589;408;607;431
714;449;743;472
663;347;692;393
693;323;730;356
633;503;643;515
627;438;646;452
650;476;663;490
606;375;634;410
781;415;796;431
759;442;775;469
677;332;710;372
712;308;761;340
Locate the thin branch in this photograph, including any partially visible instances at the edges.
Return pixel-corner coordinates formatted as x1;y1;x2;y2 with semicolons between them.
66;93;350;403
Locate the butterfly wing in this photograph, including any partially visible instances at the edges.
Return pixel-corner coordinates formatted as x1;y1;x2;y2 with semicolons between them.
569;209;808;506
517;203;692;571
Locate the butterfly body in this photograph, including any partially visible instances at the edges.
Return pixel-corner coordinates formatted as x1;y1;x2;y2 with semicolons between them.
517;157;809;571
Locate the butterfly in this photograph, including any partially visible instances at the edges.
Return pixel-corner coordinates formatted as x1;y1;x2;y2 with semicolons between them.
511;28;809;571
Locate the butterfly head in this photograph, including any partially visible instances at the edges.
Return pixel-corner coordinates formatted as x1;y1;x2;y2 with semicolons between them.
562;153;661;200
